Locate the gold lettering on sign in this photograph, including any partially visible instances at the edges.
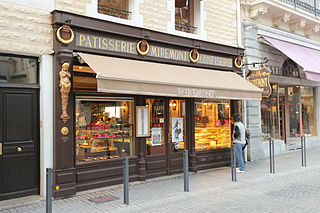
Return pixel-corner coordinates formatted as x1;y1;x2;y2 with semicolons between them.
75;33;233;68
79;34;85;46
247;68;271;98
85;36;92;47
109;40;114;50
102;39;108;49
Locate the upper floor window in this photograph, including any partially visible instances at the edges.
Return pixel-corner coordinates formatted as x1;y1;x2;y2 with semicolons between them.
98;0;131;20
175;0;197;34
282;58;300;78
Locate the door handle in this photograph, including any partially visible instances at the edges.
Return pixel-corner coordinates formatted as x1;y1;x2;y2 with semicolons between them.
17;146;22;152
0;143;2;155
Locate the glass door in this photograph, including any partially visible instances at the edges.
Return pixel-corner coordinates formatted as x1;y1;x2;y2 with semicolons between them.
169;100;186;152
146;99;165;155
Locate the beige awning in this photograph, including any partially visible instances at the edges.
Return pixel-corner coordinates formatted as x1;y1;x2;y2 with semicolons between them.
77;53;262;100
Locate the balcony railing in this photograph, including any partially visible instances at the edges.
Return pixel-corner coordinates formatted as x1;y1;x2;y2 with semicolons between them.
98;4;131;19
175;22;197;34
278;0;320;16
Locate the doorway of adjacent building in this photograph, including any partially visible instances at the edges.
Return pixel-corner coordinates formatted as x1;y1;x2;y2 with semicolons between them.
0;88;39;200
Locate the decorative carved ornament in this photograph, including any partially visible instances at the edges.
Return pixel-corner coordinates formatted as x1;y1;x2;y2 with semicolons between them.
136;40;149;56
56;25;74;44
289;19;306;32
234;56;243;69
272;13;291;27
249;5;269;20
189;49;199;63
61;127;69;135
304;25;320;37
59;62;71;123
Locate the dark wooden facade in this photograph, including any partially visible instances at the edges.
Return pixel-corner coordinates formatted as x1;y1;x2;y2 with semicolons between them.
52;10;242;198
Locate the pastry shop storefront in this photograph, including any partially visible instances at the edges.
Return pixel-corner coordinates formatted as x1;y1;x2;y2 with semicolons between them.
52;11;261;197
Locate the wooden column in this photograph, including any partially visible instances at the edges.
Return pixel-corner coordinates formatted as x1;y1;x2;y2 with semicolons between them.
188;98;197;172
52;47;76;197
136;96;146;181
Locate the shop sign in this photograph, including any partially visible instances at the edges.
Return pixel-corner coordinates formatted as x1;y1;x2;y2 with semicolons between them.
247;68;271;98
177;88;215;98
76;33;233;68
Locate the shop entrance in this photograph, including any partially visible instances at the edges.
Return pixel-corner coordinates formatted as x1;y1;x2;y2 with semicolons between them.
0;88;39;200
145;98;187;178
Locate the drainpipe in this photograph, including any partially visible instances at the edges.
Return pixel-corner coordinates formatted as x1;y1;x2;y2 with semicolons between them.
237;0;244;48
237;0;247;161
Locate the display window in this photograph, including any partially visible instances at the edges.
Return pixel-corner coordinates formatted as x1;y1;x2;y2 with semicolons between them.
261;85;280;140
169;100;186;152
194;99;231;151
301;87;316;136
261;85;317;141
288;86;300;137
146;99;165;155
75;97;134;163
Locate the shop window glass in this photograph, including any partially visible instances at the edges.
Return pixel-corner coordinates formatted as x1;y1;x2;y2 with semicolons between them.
301;87;316;136
288;87;300;137
175;0;196;33
75;98;134;163
0;55;37;84
98;0;130;19
194;99;231;151
169;100;186;152
146;99;165;155
261;85;280;140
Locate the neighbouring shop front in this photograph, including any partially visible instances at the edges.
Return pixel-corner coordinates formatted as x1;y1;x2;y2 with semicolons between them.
244;31;320;158
52;11;261;197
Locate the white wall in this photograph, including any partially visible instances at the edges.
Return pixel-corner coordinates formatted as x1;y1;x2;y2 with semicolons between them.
39;55;53;196
1;0;54;11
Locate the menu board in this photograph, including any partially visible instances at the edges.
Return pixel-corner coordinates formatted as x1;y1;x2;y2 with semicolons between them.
136;106;150;137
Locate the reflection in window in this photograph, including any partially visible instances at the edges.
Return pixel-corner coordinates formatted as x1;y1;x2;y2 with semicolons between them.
175;0;196;33
301;87;316;136
194;99;231;151
288;87;300;137
75;98;134;163
261;85;279;140
146;99;165;155
98;0;131;19
0;55;37;84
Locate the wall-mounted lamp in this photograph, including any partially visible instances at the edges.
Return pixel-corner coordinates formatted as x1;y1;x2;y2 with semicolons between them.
146;102;149;107
121;104;128;111
144;33;150;39
169;100;177;111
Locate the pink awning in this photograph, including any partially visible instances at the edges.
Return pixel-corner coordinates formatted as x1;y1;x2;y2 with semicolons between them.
262;35;320;82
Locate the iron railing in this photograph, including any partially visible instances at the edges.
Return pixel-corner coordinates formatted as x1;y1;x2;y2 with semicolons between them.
98;4;131;19
277;0;320;16
175;22;197;34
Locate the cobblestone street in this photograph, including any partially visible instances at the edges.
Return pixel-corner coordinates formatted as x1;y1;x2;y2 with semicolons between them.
1;146;320;213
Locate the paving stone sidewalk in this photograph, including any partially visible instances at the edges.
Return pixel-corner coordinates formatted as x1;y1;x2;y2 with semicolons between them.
1;146;320;213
